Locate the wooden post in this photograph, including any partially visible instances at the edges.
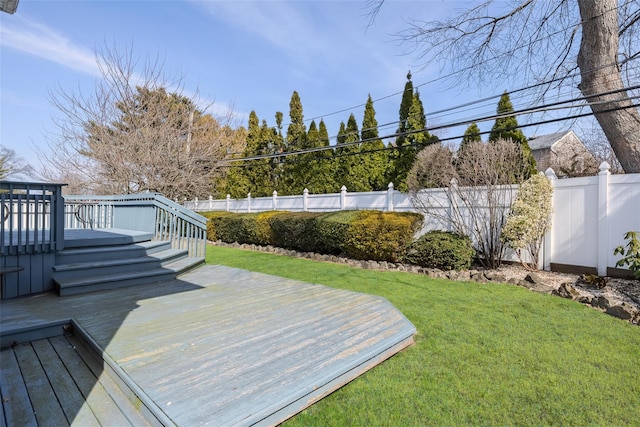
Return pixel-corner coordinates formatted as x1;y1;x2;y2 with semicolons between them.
597;161;610;276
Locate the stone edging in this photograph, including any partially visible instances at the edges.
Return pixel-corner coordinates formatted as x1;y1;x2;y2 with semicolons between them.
210;241;640;325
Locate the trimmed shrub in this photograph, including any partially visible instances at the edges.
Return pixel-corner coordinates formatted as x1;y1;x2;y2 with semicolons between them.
206;211;279;245
404;231;475;271
268;212;324;252
201;211;234;242
343;211;423;262
314;211;361;255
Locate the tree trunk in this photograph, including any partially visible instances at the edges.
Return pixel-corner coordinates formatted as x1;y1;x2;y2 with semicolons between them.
577;0;640;173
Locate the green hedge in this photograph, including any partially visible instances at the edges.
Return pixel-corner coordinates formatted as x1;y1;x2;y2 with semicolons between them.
403;230;475;270
343;211;423;262
203;210;423;262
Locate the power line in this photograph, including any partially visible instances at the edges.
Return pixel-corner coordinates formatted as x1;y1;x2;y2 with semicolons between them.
227;81;640;162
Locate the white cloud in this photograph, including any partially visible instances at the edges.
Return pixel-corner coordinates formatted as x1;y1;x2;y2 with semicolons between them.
0;15;99;76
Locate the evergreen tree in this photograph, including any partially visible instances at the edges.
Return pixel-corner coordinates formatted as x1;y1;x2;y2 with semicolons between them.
315;119;337;193
272;111;285;191
335;114;369;191
461;122;482;147
281;91;308;194
394;89;435;191
489;91;537;178
241;111;273;197
361;94;388;190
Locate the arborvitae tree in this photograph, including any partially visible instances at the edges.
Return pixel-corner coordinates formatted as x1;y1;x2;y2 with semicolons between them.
489;91;537;178
304;120;334;193
272;111;285;190
335;113;369;192
239;111;273;197
361;94;388;191
394;89;434;191
314;119;337;193
461;122;482;147
396;71;414;149
281;91;308;194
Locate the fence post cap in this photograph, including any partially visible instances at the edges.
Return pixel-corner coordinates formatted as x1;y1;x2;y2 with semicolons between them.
341;185;347;191
273;190;278;196
388;182;394;189
598;161;611;173
226;194;231;199
544;167;558;180
303;188;309;195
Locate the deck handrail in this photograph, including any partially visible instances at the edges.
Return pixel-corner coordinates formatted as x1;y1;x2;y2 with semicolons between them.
64;193;208;257
1;181;66;256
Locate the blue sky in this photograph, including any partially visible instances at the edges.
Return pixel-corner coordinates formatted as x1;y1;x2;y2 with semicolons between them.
1;1;569;172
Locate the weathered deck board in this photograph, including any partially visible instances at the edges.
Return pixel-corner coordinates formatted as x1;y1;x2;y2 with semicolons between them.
13;342;69;426
1;264;415;426
30;338;102;427
0;344;38;427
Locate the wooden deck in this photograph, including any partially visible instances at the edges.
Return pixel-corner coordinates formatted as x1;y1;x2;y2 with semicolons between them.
1;265;415;426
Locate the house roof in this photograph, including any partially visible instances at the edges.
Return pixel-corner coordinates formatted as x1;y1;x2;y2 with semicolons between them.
528;131;572;151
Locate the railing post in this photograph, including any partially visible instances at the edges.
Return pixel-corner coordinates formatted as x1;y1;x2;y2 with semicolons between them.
53;184;65;250
387;182;395;212
597;161;610;276
543;168;557;271
303;188;309;212
340;186;347;210
226;194;231;212
272;190;278;211
247;193;252;213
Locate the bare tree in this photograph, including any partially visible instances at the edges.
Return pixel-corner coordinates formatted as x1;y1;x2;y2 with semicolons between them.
0;145;32;180
41;46;238;199
581;124;624;173
369;0;640;173
408;140;528;268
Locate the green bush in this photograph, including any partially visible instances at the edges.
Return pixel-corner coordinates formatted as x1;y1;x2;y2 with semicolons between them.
206;210;425;262
206;211;279;245
404;231;475;270
314;211;361;255
343;211;423;262
201;211;234;242
268;212;324;252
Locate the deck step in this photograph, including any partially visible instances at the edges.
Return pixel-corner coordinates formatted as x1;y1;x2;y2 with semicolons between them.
56;257;205;296
53;248;188;281
55;240;172;265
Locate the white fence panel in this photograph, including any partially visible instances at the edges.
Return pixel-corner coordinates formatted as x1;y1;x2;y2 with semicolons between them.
550;176;599;268
307;194;341;212
606;174;640;269
186;167;640;275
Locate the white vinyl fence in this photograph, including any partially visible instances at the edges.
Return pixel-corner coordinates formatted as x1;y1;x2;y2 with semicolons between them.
185;163;640;276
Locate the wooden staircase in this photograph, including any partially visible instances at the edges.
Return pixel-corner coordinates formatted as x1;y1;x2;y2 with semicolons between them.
53;232;204;296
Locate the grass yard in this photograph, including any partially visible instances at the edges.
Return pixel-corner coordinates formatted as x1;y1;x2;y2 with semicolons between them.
206;245;640;426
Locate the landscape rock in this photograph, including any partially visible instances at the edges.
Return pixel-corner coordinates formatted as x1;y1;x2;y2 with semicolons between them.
553;282;582;300
484;271;507;283
591;296;611;310
605;303;638;321
525;272;545;284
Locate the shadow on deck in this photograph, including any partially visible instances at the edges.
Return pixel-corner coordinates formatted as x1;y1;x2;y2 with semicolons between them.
1;264;415;426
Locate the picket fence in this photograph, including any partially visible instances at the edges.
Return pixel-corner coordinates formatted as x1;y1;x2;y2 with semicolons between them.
185;163;640;276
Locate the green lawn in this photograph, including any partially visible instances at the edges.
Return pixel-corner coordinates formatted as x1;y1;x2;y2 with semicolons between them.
206;245;640;426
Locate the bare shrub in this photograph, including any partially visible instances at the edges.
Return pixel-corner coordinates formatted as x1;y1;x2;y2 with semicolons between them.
409;140;529;268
